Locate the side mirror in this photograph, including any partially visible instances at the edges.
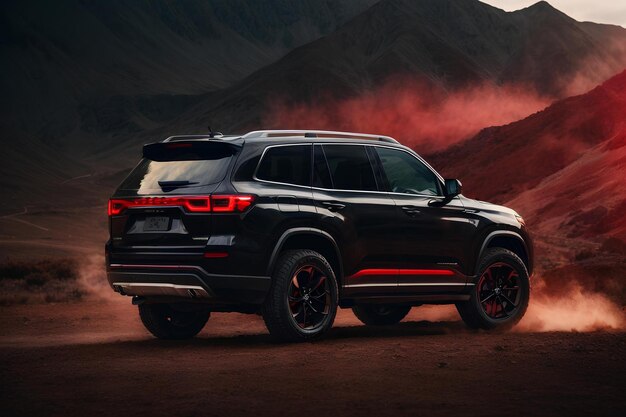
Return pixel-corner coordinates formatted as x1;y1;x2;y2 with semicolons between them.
445;179;462;197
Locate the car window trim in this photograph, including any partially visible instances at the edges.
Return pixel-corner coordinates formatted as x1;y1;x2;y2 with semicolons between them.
253;143;314;188
253;142;447;198
364;145;381;191
366;145;390;192
319;143;445;196
312;144;334;189
320;143;380;192
372;145;444;196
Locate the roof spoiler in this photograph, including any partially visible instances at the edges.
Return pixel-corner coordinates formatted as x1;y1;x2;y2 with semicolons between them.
143;140;240;161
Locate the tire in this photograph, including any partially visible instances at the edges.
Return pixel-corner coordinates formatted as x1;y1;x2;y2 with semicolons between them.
138;303;210;340
352;305;411;326
456;248;530;330
262;249;338;342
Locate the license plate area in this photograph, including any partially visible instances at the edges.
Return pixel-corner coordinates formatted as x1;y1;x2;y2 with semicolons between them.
143;216;171;232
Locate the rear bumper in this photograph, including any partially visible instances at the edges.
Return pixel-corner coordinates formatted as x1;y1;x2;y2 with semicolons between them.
107;263;271;305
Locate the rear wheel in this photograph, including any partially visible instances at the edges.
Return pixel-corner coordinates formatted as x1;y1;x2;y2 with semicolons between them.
352;305;411;326
262;250;338;342
138;303;210;340
456;248;530;330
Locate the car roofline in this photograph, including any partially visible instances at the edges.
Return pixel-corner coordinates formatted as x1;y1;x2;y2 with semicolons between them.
162;130;402;147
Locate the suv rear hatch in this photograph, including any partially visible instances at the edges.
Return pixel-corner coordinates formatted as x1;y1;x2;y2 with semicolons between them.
108;140;250;253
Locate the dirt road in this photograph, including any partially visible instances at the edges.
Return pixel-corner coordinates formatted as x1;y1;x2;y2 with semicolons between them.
1;298;624;417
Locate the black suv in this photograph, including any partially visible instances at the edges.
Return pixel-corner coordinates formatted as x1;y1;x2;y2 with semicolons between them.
106;130;532;342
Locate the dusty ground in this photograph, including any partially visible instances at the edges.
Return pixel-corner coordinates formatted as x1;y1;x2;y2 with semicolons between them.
1;298;624;417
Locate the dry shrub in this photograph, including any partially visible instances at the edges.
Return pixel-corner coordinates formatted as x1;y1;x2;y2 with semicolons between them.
0;258;83;305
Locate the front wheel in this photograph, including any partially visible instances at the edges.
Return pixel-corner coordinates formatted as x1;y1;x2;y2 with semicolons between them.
262;250;338;342
456;248;530;330
138;303;210;340
352;305;411;326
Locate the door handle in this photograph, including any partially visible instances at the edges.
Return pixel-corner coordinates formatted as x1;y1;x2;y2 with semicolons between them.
401;206;421;217
321;201;346;212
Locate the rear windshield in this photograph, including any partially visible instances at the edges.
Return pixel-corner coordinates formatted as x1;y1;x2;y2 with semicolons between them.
119;142;235;192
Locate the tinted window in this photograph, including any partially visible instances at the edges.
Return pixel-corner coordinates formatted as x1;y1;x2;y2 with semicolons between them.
313;145;332;188
323;145;377;191
256;145;311;186
120;157;233;192
375;147;441;196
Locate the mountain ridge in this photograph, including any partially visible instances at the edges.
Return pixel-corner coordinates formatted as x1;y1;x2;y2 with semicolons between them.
178;0;626;136
0;0;378;141
430;69;626;242
1;0;625;218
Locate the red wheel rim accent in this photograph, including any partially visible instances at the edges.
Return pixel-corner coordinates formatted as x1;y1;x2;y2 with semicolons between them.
288;265;331;330
477;262;521;320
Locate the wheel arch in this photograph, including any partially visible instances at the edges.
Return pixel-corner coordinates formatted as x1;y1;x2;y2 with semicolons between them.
267;228;343;283
478;231;531;275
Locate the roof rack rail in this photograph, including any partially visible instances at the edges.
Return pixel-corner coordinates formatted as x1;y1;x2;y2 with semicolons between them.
242;130;399;144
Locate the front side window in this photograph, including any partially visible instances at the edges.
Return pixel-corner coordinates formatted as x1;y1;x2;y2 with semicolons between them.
375;147;441;196
256;145;311;186
322;145;377;191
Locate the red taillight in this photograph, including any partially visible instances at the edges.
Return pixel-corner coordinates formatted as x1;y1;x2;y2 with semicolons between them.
108;199;126;216
211;195;254;213
107;195;254;216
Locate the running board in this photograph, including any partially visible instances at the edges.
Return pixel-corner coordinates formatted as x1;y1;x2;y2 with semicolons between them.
340;294;471;306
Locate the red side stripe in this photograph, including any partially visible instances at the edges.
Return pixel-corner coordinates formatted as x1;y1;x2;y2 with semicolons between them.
203;252;229;258
398;269;454;276
349;268;454;279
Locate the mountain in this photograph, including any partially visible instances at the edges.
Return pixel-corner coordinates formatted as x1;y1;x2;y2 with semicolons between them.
4;0;626;150
0;0;379;213
183;0;626;133
0;0;378;146
430;70;626;242
3;0;625;156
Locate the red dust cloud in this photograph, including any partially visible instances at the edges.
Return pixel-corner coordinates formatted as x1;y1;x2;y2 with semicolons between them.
516;281;625;332
264;78;551;152
77;251;117;301
408;283;625;332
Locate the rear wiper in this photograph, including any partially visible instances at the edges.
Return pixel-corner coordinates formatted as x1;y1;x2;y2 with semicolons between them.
158;180;198;189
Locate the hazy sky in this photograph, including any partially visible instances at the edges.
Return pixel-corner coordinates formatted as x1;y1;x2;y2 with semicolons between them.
480;1;626;27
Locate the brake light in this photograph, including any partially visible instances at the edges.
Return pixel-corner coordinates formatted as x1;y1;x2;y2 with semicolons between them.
211;195;254;212
107;196;210;215
107;195;254;216
108;199;128;216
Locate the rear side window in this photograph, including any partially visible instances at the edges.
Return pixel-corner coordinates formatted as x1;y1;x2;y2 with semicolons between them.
256;145;311;186
322;145;377;191
375;147;441;196
119;142;235;192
